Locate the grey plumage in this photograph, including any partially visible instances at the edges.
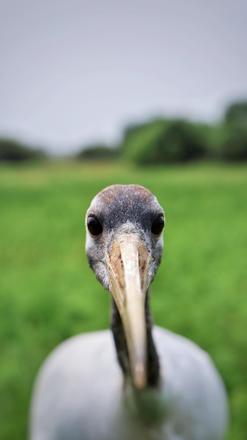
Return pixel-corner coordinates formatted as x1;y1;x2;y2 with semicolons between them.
30;185;229;440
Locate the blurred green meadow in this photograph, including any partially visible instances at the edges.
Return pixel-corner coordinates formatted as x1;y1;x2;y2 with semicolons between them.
0;161;246;440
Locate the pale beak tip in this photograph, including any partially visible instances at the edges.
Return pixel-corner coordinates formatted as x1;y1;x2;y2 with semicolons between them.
133;363;147;390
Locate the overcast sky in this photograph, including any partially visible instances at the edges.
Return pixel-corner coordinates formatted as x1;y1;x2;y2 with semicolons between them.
0;0;247;154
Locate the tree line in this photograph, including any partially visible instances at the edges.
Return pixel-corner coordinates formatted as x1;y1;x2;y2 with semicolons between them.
1;100;247;164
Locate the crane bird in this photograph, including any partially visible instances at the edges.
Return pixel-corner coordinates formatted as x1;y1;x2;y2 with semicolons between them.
30;184;228;440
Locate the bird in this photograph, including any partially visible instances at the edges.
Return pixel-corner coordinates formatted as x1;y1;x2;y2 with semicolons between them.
30;184;229;440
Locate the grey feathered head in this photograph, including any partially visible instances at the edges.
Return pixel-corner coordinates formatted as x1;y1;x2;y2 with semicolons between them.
85;184;165;291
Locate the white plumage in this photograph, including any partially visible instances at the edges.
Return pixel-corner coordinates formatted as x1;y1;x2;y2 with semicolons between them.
31;328;228;440
30;185;228;440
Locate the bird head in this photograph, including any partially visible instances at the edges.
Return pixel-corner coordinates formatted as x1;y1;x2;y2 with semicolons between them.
85;184;165;389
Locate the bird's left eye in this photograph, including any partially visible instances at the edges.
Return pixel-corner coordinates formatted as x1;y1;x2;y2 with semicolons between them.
151;215;164;235
87;216;103;236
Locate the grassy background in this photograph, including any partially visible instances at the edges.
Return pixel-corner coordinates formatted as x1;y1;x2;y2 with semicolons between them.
0;162;246;439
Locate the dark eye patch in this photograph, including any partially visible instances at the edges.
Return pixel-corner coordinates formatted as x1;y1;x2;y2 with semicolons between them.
151;214;164;235
87;215;103;237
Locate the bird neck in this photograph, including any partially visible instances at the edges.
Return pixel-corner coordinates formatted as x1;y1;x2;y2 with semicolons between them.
111;294;160;389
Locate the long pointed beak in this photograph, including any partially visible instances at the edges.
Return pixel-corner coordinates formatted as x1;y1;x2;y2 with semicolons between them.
106;233;150;389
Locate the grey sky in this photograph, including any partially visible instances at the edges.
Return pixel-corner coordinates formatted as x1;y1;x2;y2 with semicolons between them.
0;0;246;154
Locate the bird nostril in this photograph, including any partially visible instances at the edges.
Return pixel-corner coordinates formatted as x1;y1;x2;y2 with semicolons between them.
138;245;150;291
108;242;125;290
118;255;124;271
140;259;146;272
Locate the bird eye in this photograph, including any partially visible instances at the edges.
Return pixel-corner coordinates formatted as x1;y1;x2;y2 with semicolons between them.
87;215;103;236
151;215;164;235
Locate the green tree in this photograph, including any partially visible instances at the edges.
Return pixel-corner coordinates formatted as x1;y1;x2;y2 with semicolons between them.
0;138;45;162
225;101;247;125
220;123;247;161
76;144;118;161
219;100;247;161
122;119;208;165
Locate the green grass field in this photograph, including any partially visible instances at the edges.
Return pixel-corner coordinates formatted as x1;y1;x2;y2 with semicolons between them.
0;162;246;440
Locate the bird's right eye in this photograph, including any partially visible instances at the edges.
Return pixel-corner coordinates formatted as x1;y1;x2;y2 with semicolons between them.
87;216;103;237
151;214;164;236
